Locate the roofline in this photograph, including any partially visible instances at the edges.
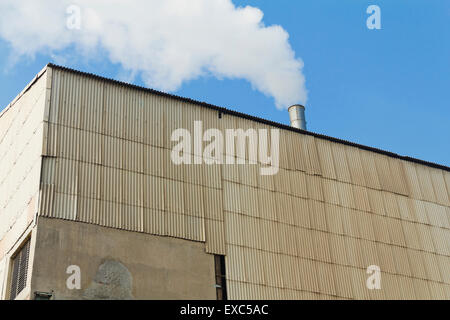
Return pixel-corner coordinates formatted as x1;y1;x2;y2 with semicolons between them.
46;63;449;172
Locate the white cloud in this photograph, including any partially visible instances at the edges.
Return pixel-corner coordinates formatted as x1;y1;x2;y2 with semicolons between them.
0;0;307;109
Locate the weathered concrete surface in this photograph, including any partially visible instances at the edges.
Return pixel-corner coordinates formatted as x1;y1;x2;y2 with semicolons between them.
83;260;134;300
31;218;216;300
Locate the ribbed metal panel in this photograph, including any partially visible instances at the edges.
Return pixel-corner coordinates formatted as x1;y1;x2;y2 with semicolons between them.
359;149;382;190
316;139;337;180
388;158;409;196
205;216;225;254
345;146;367;187
325;204;344;235
352;185;371;212
416;165;438;203
331;143;352;183
375;242;397;274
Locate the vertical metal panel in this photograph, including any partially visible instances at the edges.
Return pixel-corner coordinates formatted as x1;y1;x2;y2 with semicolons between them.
143;208;166;236
402;220;421;250
306;174;324;202
430;226;449;256
203;187;222;220
383;192;401;219
205;219;226;255
428;281;447;300
359;149;382;190
413;278;432;300
407;249;428;280
315;139;337;180
387;217;407;247
290;133;307;172
308;200;327;232
344;236;365;269
424;202;448;229
288;170;308;199
375;242;396;274
367;189;386;216
291;197;310;229
333;264;354;299
416;223;436;253
222;162;240;184
312;230;332;263
416;165;437;203
239;163;258;188
402;161;423;199
317;262;337;296
348;267;369;300
373;153;396;193
388;158;409;195
352;185;371;212
328;233;349;265
298;258;320;293
241;184;259;218
396;196;416;222
39;184;55;218
258;169;275;191
303;135;321;175
295;228;315;260
444;171;450;201
322;179;340;206
356;211;376;241
382;272;401;299
223;181;241;214
325;204;344;235
337;181;355;209
278;130;290;170
397;275;417;299
164;179;185;214
411;199;430;225
331;144;352;183
274;168;291;195
258;189;278;222
391;245;412;276
371;214;391;244
436;254;450;284
345;146;367;187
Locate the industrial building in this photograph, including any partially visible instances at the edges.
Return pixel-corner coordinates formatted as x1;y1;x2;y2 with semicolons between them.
0;64;449;300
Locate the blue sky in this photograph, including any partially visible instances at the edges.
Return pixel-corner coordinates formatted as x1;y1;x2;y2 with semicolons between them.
0;0;449;166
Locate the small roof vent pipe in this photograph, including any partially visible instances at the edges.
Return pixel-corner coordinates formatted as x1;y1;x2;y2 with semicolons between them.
288;105;307;130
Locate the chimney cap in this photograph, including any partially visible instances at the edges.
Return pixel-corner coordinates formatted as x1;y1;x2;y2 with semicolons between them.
288;104;305;110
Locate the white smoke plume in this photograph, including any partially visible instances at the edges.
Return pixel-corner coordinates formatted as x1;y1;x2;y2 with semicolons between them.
0;0;307;109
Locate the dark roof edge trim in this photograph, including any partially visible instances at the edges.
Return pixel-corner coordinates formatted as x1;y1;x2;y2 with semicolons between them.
46;63;450;172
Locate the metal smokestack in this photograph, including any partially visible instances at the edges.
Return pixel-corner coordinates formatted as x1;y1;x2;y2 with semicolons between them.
288;104;307;130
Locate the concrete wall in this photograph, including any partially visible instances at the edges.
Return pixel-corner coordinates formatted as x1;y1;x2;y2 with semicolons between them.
31;218;217;300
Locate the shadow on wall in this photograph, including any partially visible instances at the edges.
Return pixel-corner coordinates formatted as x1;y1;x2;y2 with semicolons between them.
83;259;134;300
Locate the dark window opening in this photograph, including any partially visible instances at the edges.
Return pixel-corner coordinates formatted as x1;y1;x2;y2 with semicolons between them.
214;255;227;300
9;239;31;300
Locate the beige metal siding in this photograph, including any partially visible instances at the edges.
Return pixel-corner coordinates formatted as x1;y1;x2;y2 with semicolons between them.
35;66;450;300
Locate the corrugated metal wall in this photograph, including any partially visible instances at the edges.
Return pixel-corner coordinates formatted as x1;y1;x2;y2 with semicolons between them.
39;67;450;300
